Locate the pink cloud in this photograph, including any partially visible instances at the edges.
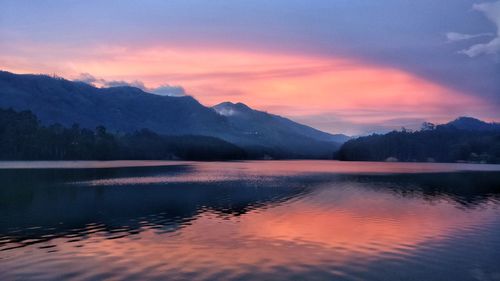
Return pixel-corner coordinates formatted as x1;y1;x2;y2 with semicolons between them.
1;44;496;133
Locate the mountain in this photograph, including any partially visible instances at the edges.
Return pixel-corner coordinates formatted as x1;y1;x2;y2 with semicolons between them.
212;102;349;157
214;102;349;143
0;70;347;159
0;71;226;136
337;117;500;164
443;116;500;132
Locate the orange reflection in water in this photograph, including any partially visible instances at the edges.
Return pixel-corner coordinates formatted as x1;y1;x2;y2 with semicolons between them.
39;181;496;279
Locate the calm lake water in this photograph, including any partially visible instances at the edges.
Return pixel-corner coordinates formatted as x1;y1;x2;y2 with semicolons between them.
1;160;500;281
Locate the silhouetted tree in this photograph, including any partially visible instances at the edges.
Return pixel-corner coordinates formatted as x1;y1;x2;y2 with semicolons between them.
337;125;500;164
0;108;246;161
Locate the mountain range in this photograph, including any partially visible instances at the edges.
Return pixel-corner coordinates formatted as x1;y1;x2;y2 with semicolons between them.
0;70;348;159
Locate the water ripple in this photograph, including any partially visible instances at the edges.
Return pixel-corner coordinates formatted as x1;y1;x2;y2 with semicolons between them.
1;161;500;280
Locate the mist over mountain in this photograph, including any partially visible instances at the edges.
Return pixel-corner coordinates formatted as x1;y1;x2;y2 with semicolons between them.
214;102;349;143
0;71;347;159
212;102;349;157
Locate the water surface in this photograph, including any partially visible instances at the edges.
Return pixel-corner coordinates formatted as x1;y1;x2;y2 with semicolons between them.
1;161;500;281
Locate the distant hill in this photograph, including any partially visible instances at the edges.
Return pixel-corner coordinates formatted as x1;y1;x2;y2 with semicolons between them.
0;70;347;159
337;118;500;164
443;116;500;132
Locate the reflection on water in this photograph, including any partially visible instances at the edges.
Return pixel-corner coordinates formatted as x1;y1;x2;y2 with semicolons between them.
1;161;500;281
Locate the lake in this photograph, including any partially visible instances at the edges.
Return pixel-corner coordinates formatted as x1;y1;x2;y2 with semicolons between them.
1;160;500;281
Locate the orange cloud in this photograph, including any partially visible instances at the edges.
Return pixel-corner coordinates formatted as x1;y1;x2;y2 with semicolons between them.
1;44;493;131
76;47;493;121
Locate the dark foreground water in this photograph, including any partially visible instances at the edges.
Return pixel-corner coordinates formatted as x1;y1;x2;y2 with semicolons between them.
1;161;500;281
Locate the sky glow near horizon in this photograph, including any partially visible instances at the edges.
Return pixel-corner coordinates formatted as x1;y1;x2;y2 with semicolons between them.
1;0;499;134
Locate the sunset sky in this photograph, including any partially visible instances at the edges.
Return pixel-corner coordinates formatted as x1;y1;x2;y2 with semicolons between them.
1;0;499;134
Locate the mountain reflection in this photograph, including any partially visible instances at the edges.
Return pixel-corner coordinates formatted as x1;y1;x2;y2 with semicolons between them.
1;162;499;249
1;161;500;281
0;165;311;249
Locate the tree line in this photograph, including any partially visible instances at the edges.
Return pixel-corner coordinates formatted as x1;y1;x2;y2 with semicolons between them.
0;108;246;160
336;124;500;163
